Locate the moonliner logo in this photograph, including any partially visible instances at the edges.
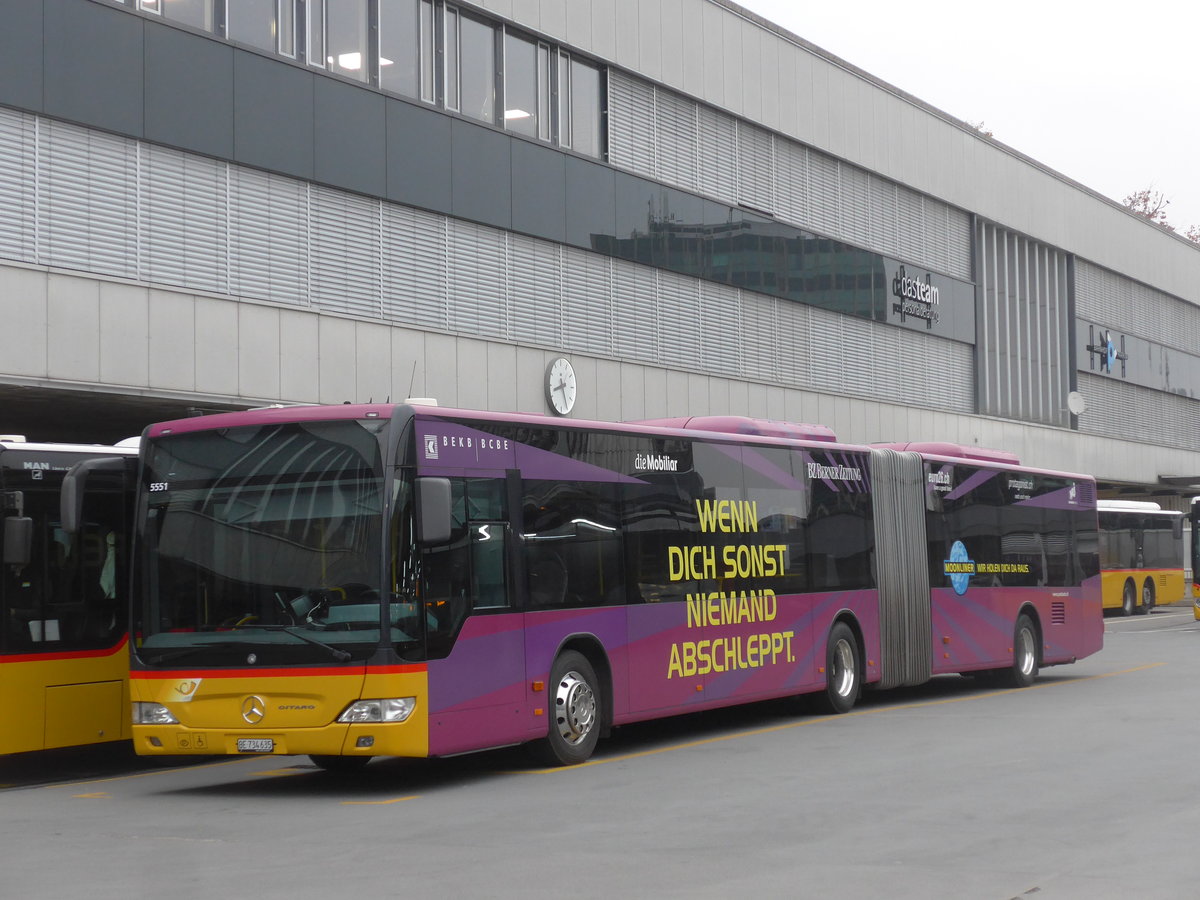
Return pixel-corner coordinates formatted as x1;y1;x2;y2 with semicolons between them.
634;453;679;472
807;461;862;481
892;265;940;329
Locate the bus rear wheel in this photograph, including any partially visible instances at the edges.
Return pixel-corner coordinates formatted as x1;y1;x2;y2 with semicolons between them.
815;622;860;714
1121;580;1136;616
532;650;601;766
1137;579;1155;615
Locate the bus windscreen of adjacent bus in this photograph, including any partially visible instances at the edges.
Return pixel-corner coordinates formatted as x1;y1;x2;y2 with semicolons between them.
1097;500;1184;616
127;405;1102;769
1;439;136;755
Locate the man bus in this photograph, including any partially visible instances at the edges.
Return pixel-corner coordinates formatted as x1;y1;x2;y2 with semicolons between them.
2;435;137;755
96;403;1102;769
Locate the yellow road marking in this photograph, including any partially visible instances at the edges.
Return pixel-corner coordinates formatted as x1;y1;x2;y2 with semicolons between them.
341;795;419;806
72;791;111;799
518;662;1166;773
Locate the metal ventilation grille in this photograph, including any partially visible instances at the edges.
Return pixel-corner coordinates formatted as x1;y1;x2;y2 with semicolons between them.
1051;602;1067;625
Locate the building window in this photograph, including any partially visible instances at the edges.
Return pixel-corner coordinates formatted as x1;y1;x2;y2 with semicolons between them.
308;0;326;68
147;0;223;36
380;0;420;99
325;0;369;82
458;13;496;125
503;32;543;140
227;0;286;55
564;55;602;157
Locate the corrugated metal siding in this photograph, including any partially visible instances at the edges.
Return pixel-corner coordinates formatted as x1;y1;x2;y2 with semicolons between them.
1076;372;1200;448
0;109;975;417
0;108;37;264
975;219;1070;426
1075;258;1200;351
606;70;972;281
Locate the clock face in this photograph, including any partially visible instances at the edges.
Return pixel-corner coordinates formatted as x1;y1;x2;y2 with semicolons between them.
546;357;577;415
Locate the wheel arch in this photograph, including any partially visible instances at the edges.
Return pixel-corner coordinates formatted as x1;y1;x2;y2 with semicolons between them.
551;633;613;736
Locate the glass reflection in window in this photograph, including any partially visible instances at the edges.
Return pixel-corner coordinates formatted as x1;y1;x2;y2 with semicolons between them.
459;14;496;124
380;0;420;98
227;0;280;54
503;32;539;139
570;57;602;158
326;0;369;82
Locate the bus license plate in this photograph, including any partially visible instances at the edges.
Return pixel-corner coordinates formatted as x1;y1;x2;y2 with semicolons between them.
237;738;274;753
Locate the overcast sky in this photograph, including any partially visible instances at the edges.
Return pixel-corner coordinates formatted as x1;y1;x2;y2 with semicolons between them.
736;0;1200;233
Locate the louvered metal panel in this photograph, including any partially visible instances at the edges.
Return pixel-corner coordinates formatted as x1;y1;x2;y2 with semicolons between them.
870;448;932;689
506;232;562;347
228;167;309;305
944;205;972;281
1075;258;1200;351
896;188;925;262
736;123;774;212
839;165;870;245
561;245;613;356
698;281;742;377
657;270;702;366
0;108;36;265
773;140;809;231
774;298;807;386
1077;373;1200;448
867;174;899;258
140;144;228;294
447;219;506;339
612;257;659;363
605;71;656;179
738;291;778;382
697;106;738;205
381;203;448;330
310;187;382;320
806;151;839;235
38;120;138;279
655;89;699;192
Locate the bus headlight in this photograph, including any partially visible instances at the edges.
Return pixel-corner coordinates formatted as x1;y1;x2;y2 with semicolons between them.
337;698;416;723
132;702;179;725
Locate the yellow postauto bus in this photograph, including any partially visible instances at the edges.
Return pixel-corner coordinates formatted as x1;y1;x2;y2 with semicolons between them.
1;436;137;755
1097;500;1184;616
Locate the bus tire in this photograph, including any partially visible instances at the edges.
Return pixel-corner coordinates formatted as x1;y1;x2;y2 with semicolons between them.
1137;579;1155;615
309;754;371;773
532;650;601;766
1121;580;1136;616
816;622;860;714
1004;613;1040;688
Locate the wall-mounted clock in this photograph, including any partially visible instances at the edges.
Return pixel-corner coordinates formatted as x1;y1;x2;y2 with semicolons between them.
545;357;577;416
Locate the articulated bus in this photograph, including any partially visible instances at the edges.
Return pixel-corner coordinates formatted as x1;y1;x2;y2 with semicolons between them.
104;404;1102;769
1;436;137;755
1097;500;1185;616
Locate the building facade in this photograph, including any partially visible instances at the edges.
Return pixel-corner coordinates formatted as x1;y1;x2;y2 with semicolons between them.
2;0;1200;498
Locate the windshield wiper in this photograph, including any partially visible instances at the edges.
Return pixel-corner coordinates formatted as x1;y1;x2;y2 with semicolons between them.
232;623;353;662
141;642;246;666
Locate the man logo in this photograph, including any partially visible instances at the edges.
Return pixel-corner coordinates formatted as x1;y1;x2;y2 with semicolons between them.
242;695;266;725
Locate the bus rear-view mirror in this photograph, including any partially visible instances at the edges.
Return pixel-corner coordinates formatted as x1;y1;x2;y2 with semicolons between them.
416;477;452;546
3;515;32;567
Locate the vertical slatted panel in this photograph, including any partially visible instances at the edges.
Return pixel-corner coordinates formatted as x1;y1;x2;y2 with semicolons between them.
612;257;659;363
773;140;809;231
0;108;37;264
839;165;870;245
507;232;562;347
229;167;308;305
739;290;778;383
310;186;381;319
140;144;228;295
605;71;656;179
871;448;932;689
806;151;839;235
699;280;742;377
38;119;138;279
382;203;448;329
448;218;506;339
655;89;699;192
657;270;701;367
736;122;774;212
561;245;613;355
697;106;738;205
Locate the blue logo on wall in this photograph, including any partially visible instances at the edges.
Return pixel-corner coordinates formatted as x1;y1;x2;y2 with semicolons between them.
944;540;975;595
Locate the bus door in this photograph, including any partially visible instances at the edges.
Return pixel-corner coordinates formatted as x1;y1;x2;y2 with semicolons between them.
422;473;530;755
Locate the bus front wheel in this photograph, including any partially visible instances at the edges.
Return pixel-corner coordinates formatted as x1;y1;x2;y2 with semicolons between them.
816;622;860;714
532;650;601;766
1121;580;1136;616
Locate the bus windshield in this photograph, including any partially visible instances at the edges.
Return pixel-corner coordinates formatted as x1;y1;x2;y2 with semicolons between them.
135;419;394;665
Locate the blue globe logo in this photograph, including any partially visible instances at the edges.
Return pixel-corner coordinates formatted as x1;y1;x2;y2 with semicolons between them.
946;540;974;595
